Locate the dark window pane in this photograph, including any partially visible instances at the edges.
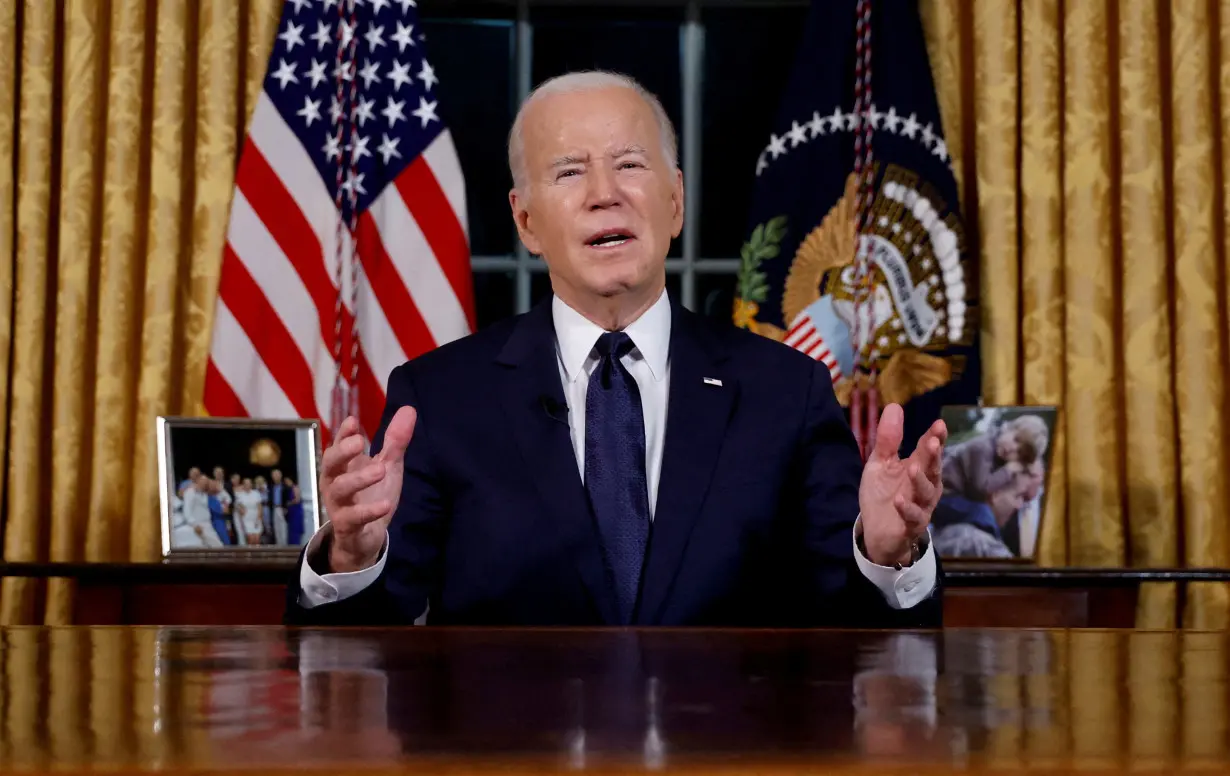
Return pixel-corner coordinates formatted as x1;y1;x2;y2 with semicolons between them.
696;271;736;322
530;8;682;121
420;2;515;21
421;19;516;256
530;9;683;257
474;270;517;330
666;271;682;302
700;6;808;259
531;271;553;309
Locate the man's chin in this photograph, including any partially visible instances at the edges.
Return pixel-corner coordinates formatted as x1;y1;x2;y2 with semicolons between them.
591;279;638;296
582;270;648;299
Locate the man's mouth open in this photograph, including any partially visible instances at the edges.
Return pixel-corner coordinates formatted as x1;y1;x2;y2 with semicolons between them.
586;229;636;249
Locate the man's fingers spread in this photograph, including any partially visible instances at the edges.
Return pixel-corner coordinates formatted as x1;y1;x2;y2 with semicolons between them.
357;500;392;521
334;500;392;527
336;416;361;441
911;433;943;479
321;445;351;478
323;435;368;477
911;464;937;505
329;464;386;501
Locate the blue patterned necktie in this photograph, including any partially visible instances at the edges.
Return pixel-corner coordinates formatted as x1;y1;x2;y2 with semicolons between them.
585;331;651;625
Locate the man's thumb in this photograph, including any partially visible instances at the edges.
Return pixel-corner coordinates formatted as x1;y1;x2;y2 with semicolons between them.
872;403;904;461
377;406;417;462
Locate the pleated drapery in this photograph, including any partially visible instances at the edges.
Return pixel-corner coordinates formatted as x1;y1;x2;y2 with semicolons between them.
921;0;1230;628
0;0;283;624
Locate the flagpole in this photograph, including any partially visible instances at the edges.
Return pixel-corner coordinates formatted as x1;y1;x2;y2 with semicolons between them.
330;0;362;439
851;0;875;461
343;0;363;427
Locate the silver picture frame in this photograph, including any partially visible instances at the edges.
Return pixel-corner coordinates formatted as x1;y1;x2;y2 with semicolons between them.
934;404;1059;564
156;416;324;563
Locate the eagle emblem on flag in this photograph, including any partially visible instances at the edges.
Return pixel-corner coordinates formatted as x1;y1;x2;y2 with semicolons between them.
731;0;980;453
736;168;970;409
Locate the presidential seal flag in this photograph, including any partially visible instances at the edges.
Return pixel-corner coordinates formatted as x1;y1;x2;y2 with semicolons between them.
734;0;979;455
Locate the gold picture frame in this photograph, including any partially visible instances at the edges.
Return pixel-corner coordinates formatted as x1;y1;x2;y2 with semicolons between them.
156;416;324;563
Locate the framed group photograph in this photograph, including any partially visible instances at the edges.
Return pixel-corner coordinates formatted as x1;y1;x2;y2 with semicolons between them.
156;416;324;562
933;405;1059;563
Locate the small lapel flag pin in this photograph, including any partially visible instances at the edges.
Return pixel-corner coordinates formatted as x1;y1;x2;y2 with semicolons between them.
703;377;723;387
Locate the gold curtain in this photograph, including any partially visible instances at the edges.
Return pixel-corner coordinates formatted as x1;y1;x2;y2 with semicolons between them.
922;0;1230;628
0;0;283;624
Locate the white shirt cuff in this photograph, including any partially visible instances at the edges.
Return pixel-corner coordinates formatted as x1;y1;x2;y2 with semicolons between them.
298;523;389;608
851;515;937;610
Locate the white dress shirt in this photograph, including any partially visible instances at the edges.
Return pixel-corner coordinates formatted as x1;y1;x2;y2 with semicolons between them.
299;291;937;612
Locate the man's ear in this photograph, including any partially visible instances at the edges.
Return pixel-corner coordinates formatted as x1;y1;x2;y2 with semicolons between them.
671;168;684;238
509;188;542;255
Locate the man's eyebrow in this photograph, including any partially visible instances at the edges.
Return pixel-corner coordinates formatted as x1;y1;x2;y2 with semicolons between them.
611;145;648;158
551;154;588;167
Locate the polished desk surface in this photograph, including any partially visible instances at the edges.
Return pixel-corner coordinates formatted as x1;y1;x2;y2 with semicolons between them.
1;627;1228;773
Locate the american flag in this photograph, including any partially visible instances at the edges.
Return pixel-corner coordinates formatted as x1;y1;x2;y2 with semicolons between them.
204;0;474;445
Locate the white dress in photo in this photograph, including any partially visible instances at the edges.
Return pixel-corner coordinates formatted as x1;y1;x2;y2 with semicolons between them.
238;491;264;537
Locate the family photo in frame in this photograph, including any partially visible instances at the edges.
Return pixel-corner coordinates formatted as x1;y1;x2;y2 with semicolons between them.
156;417;324;561
933;405;1058;563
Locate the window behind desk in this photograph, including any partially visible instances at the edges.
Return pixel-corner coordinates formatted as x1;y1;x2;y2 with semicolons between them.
421;0;809;327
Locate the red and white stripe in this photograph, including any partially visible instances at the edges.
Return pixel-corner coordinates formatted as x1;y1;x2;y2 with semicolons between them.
205;93;473;445
784;314;843;383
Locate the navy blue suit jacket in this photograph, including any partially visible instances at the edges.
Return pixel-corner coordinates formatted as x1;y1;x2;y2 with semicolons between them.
286;295;943;627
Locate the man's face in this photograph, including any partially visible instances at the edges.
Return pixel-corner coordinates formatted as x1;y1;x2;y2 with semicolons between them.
510;86;683;306
242;478;253;492
1023;461;1045;501
272;470;283;484
213;467;225;481
989;479;1027;525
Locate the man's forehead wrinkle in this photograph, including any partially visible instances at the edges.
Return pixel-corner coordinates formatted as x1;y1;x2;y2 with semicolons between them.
549;145;649;166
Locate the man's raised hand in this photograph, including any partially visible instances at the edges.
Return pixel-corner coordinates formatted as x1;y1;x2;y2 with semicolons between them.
321;407;417;573
857;404;948;566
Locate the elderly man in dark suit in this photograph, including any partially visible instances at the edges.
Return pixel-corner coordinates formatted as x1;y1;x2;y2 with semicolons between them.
285;71;949;628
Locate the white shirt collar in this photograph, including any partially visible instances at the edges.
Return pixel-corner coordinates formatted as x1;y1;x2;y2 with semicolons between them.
553;290;671;384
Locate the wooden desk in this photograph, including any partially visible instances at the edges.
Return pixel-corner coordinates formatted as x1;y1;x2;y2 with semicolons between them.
8;563;1230;627
1;626;1227;773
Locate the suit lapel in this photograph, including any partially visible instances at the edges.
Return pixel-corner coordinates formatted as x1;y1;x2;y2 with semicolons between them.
637;305;738;624
496;299;621;625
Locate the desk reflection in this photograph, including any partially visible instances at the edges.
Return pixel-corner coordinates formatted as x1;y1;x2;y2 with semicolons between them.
0;627;1227;772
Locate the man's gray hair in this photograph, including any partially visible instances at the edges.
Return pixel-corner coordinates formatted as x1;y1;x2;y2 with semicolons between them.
507;70;678;192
